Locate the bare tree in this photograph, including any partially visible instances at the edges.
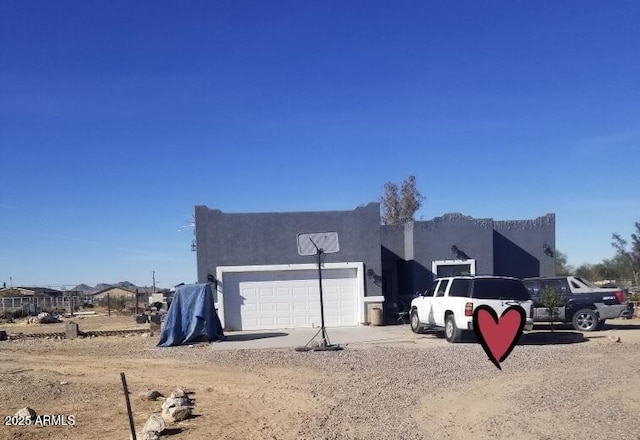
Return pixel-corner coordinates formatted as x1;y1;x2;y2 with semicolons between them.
380;175;425;225
611;220;640;287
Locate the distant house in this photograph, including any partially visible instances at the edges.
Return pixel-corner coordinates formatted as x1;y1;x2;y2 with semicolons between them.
0;286;64;297
90;286;138;300
195;202;556;331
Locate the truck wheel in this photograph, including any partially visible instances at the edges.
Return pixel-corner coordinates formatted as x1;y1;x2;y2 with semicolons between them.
572;309;599;332
410;310;423;334
445;314;462;343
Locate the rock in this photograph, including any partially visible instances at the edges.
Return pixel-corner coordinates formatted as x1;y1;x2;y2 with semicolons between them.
609;336;621;343
142;413;165;435
132;432;160;440
161;393;195;423
162;405;192;423
141;333;150;338
60;381;69;385
162;396;194;410
170;387;190;398
15;407;36;421
139;390;164;401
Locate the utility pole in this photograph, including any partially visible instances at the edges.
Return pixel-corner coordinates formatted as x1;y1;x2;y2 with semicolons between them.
152;271;156;294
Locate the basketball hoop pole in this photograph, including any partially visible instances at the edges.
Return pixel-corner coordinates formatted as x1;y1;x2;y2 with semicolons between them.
306;238;331;346
314;245;329;346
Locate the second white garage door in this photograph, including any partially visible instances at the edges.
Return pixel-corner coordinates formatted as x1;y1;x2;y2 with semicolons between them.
220;267;360;331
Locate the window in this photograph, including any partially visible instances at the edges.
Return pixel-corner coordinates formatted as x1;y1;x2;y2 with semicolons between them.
432;260;476;277
437;264;471;278
424;281;438;297
523;280;539;299
540;279;566;296
472;279;531;301
436;279;450;297
449;279;471;297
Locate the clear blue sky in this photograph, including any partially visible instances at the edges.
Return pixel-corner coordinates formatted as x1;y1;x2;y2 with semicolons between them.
1;1;639;288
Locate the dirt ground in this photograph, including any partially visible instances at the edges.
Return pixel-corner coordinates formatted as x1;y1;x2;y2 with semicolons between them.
1;314;640;440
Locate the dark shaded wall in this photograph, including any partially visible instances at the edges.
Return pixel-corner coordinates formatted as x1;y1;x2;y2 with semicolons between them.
381;225;409;298
410;214;495;293
493;214;556;278
195;202;383;297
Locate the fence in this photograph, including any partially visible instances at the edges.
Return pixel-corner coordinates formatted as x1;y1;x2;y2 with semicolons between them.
0;296;91;316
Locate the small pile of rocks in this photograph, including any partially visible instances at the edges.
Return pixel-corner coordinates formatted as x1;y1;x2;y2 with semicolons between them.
133;387;195;439
161;387;195;423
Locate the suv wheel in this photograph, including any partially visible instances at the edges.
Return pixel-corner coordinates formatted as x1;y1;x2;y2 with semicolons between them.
410;310;423;334
445;314;462;343
573;309;599;332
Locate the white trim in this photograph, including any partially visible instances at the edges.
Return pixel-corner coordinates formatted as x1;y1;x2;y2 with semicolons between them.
431;259;477;277
363;296;385;303
215;262;366;329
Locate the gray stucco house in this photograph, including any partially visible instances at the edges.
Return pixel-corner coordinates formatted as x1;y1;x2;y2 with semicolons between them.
195;202;555;331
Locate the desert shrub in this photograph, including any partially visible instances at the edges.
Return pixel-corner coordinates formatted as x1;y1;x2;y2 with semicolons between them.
541;286;563;332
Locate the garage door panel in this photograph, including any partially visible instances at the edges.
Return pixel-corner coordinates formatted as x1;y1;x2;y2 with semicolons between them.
259;303;274;312
258;288;275;297
276;302;291;311
293;316;310;326
223;268;359;330
244;304;258;313
243;288;258;299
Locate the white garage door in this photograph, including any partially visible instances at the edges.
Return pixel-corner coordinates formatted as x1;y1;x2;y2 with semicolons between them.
221;268;359;331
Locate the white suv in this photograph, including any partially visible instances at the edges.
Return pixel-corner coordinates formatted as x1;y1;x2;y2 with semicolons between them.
410;276;535;343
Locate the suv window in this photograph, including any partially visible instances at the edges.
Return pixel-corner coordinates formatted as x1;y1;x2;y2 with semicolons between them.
523;279;539;299
540;279;566;297
424;281;438;297
436;279;450;297
449;279;471;297
472;279;531;301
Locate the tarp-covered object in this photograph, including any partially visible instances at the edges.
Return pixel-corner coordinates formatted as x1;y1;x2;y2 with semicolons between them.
157;283;224;347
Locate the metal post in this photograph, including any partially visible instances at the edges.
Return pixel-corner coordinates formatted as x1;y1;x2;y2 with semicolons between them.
317;249;328;345
120;372;137;440
107;293;111;317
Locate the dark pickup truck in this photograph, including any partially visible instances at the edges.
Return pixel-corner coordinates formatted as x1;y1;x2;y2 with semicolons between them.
522;276;634;331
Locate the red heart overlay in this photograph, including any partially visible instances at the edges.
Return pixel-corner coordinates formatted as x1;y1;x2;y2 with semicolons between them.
473;305;526;370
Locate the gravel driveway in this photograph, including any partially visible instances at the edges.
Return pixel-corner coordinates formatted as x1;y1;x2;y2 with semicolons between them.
1;322;639;440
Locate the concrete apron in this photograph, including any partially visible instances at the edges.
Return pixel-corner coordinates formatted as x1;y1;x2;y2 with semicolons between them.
194;325;414;351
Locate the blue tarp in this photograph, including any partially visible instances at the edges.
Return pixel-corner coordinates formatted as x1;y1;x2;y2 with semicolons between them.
157;283;224;347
